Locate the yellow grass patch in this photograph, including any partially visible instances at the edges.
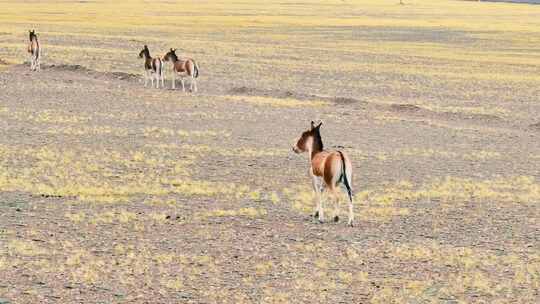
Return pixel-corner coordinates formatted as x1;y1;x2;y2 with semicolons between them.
282;175;539;221
223;95;329;108
199;207;267;219
143;127;230;139
7;240;49;257
0;144;260;204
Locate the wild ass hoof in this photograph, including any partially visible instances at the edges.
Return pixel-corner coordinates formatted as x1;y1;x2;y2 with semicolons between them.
313;211;319;218
334;216;339;222
348;221;354;227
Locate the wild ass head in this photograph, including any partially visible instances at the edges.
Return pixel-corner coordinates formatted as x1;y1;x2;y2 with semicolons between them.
293;121;323;154
163;48;178;62
29;30;36;41
139;45;150;59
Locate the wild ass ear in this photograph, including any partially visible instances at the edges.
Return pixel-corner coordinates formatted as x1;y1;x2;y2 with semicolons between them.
311;120;322;130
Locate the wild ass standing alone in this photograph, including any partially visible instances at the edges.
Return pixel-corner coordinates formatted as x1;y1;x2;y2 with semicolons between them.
293;121;355;226
163;48;199;92
139;45;164;88
27;30;41;71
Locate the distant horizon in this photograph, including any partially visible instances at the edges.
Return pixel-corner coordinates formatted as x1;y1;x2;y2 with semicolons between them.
469;0;540;4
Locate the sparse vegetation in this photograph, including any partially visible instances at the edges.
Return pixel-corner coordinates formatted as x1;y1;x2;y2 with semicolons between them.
1;0;539;303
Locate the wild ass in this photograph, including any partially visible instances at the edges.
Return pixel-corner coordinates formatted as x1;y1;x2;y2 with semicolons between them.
138;45;164;88
163;48;199;92
27;30;41;71
293;121;355;226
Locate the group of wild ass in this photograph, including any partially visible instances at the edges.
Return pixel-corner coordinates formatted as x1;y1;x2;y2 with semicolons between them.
139;45;199;92
26;31;356;227
27;31;199;92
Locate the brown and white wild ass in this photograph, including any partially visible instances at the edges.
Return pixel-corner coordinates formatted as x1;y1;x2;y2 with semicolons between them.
163;48;199;92
27;30;41;71
293;121;355;226
139;45;164;88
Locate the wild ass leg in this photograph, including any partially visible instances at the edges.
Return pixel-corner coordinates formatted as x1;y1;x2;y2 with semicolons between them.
180;77;185;92
143;70;148;87
347;194;354;227
311;173;323;222
171;72;176;90
330;187;340;222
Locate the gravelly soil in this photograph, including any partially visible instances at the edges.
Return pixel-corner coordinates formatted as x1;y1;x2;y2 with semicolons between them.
0;55;539;303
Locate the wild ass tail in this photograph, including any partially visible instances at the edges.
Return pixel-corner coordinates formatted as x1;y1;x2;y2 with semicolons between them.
338;151;353;202
193;60;199;78
36;39;40;61
157;58;163;77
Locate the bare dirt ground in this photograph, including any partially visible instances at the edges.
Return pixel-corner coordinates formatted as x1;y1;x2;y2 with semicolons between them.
1;1;540;303
1;61;538;302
